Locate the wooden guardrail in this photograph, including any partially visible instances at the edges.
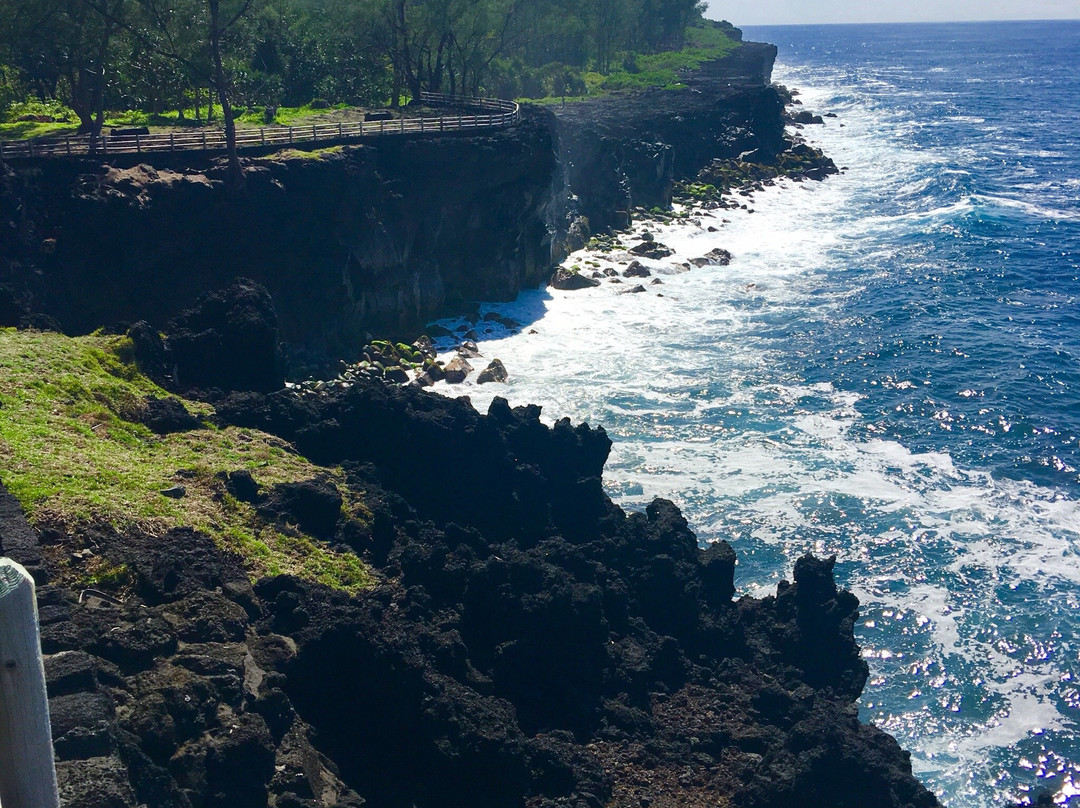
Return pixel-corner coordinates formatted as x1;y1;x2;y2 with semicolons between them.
0;93;520;160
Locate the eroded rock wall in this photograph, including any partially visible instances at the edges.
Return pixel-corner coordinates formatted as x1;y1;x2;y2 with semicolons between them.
0;43;788;362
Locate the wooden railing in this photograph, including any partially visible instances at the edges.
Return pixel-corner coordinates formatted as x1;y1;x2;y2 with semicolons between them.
0;93;520;160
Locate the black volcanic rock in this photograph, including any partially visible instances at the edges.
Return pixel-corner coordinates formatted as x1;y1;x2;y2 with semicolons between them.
166;278;284;393
19;376;943;807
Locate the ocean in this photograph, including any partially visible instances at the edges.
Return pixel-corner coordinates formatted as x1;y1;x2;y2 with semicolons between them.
428;20;1080;807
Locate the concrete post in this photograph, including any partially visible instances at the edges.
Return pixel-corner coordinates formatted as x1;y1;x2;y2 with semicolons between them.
0;559;59;808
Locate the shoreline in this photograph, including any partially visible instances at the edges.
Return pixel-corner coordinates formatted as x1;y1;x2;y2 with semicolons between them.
0;42;950;807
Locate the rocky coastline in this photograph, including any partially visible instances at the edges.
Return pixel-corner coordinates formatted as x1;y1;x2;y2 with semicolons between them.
0;40;940;807
0;41;831;368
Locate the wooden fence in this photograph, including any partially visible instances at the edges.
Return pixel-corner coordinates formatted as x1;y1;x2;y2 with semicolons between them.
0;93;520;160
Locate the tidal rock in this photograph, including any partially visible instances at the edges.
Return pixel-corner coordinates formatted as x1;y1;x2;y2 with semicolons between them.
690;248;733;267
443;356;473;384
412;334;437;359
383;366;410;384
629;241;673;259
624;261;651;278
551;267;599;290
477;359;508;385
792;109;825;125
457;340;481;358
424;360;446;382
619;284;647;294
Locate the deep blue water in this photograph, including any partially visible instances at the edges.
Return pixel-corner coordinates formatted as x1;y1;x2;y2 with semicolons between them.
432;20;1080;806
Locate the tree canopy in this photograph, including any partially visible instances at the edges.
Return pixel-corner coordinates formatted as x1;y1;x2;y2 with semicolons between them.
0;0;736;127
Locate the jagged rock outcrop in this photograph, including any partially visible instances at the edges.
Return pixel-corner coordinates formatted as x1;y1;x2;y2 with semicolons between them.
6;376;940;807
551;42;785;232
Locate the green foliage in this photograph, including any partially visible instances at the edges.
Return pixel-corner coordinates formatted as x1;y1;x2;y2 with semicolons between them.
0;2;738;136
0;329;372;593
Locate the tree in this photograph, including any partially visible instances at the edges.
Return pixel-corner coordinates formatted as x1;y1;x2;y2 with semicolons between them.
0;0;128;137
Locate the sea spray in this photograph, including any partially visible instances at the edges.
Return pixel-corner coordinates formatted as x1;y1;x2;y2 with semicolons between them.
426;21;1080;807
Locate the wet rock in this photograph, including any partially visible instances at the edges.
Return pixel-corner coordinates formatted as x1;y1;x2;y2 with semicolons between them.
477;359;508;385
383;366;410;384
690;248;733;267
457;340;481;358
623;261;651;278
629;241;673;259
791;109;824;125
551;267;600;290
443;356;473;384
412;334;437;359
619;284;647;294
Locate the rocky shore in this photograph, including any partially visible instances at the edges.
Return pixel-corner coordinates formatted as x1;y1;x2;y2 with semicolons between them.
1;332;940;806
0;41;831;369
0;39;942;808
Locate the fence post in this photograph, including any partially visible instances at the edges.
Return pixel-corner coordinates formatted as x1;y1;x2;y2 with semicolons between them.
0;559;60;808
170;132;175;151
312;124;317;142
28;139;34;158
261;128;266;146
136;133;141;154
338;123;343;138
201;130;207;149
0;141;5;160
400;116;405;134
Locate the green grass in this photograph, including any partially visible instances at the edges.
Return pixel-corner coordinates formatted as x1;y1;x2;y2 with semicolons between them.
0;329;372;593
520;24;739;103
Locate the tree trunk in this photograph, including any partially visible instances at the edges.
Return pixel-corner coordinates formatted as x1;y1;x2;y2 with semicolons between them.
209;0;243;190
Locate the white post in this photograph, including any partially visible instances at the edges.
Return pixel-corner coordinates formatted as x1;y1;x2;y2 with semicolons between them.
0;559;59;808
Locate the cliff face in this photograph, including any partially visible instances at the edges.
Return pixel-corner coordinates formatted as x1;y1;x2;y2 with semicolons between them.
0;111;557;358
552;42;784;231
0;43;787;360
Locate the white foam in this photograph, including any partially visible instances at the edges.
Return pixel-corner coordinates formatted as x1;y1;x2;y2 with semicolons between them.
425;55;1080;808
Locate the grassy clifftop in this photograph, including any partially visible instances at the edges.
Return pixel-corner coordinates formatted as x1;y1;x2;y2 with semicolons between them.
0;328;370;592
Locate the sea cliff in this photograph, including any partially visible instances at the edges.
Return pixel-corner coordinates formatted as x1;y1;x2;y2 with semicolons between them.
0;42;938;807
0;43;791;361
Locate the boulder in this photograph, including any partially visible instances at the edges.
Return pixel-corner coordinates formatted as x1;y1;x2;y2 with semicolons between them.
260;478;343;539
690;248;733;268
551;268;599;290
139;396;202;434
412;334;437;359
629;241;673;259
443;356;473;384
222;469;260;504
457;340;481;358
619;284;647;294
166;279;285;394
477;359;508;385
624;261;651;278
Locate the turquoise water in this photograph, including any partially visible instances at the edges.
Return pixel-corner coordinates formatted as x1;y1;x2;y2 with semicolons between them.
432;21;1080;807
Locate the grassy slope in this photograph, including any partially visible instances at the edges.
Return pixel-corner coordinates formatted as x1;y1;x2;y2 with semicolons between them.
0;328;371;592
524;24;740;103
